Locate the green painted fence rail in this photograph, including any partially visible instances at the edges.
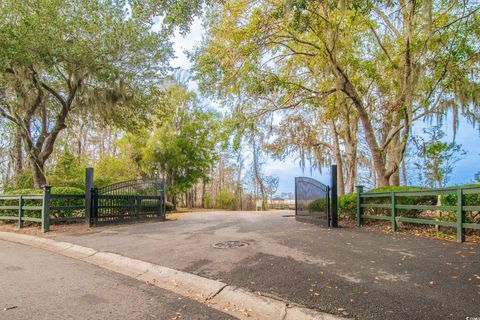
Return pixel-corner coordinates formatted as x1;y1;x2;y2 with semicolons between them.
0;186;85;232
356;185;480;243
0;182;165;231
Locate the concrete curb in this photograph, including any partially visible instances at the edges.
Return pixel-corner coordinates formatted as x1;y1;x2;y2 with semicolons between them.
0;232;347;320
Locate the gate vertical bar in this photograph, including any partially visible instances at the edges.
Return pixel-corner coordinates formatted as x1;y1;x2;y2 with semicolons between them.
330;164;338;228
85;168;94;227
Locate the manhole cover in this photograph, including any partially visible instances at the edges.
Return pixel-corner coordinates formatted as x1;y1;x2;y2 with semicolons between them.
212;241;250;249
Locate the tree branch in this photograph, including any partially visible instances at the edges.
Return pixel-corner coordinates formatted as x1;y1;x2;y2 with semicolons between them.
373;7;401;37
40;81;67;109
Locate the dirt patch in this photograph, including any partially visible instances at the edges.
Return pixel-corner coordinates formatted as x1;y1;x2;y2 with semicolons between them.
0;219;160;237
0;209;213;236
340;218;480;243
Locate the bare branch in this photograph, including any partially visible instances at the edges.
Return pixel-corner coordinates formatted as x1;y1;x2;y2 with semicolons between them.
373;7;401;37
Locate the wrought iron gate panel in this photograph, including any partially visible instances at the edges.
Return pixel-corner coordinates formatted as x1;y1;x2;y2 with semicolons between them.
92;178;166;224
295;177;330;227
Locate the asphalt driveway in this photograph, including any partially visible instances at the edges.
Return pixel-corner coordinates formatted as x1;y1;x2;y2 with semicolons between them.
52;210;480;319
0;240;234;320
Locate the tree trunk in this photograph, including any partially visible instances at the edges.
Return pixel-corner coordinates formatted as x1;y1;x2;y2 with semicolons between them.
251;129;267;210
336;71;390;186
343;119;357;193
28;156;46;188
201;177;207;208
329;120;345;195
12;126;23;177
389;170;400;186
2;67;83;191
344;144;357;193
194;184;197;208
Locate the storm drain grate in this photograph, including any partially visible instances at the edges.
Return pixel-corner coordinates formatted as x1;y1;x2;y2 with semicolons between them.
212;241;250;249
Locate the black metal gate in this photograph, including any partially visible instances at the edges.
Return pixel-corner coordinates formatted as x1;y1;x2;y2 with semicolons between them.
294;165;338;227
90;178;166;225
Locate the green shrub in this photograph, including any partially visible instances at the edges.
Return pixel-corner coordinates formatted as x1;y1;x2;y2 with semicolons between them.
365;186;436;218
368;185;429;193
339;193;357;218
48;150;86;189
2;187;84;219
165;201;174;211
4;170;34;190
5;187;84;195
217;189;235;209
440;184;480;206
203;194;212;208
94;156;140;188
440;184;480;223
307;198;327;212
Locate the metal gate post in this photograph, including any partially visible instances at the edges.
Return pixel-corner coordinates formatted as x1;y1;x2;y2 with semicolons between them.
85;168;94;227
330;164;338;228
41;185;51;233
326;186;331;227
163;178;167;219
356;186;364;226
294;177;298;216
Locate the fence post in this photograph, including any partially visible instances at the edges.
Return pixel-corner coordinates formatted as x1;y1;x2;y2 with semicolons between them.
85;167;94;227
356;185;364;226
41;185;51;233
456;188;465;243
391;192;397;232
330;164;338;228
18;195;24;229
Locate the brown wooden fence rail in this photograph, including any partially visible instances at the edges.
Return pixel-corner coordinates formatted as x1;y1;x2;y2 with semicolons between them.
356;185;480;243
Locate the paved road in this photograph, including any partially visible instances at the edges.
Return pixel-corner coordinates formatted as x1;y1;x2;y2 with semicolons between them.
53;211;480;320
0;240;234;320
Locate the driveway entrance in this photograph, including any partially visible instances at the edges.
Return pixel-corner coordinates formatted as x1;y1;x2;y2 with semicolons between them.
52;210;480;320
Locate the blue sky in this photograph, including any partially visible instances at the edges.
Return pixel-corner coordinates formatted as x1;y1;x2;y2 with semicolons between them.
170;19;480;194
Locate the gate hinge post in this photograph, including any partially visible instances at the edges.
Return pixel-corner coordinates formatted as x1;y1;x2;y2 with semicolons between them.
356;185;364;226
85;167;94;227
330;164;338;228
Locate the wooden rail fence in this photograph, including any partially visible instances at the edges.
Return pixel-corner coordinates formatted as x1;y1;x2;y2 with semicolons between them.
356;185;480;243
